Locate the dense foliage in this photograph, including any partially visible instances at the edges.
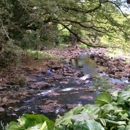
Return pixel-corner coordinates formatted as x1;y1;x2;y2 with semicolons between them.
54;86;130;130
0;0;130;46
6;114;54;130
0;0;130;67
4;85;130;130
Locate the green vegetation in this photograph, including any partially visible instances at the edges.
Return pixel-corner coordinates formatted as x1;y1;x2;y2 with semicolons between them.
4;85;130;130
13;74;27;86
5;114;54;130
0;41;21;68
26;49;64;61
92;76;112;92
77;44;88;49
0;1;130;129
55;86;130;130
0;0;130;67
106;48;130;63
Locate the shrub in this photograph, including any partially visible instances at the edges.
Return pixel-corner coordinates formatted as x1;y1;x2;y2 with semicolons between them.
0;40;21;68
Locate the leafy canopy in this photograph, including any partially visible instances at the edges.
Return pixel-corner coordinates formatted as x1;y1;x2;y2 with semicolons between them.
0;0;130;47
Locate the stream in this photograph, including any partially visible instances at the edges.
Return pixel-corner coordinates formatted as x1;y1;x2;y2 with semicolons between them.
0;53;129;127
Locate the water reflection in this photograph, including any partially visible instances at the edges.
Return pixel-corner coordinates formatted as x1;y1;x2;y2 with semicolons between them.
72;54;98;75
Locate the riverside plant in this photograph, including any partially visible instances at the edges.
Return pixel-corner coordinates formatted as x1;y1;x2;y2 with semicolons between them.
92;76;112;92
3;85;130;130
27;50;64;62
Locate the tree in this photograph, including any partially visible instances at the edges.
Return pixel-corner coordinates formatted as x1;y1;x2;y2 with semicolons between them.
0;0;130;51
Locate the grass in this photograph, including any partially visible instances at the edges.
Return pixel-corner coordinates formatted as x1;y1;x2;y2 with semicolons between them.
77;43;88;49
106;48;130;63
26;49;64;61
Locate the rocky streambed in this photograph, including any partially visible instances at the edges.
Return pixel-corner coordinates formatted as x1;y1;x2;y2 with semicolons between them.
0;47;130;128
87;48;130;82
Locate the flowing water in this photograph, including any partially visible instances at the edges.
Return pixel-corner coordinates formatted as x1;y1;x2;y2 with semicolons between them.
0;53;129;128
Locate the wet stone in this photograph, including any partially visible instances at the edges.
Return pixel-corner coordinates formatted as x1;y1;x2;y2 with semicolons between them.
6;99;20;106
0;107;5;113
66;104;78;109
39;100;59;113
53;75;64;80
48;92;60;97
29;81;50;89
0;86;7;91
79;95;93;100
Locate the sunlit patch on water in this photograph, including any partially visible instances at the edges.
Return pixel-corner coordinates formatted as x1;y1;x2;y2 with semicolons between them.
61;87;74;92
37;90;54;96
55;107;60;114
109;78;129;84
99;73;130;84
77;101;82;106
79;74;91;80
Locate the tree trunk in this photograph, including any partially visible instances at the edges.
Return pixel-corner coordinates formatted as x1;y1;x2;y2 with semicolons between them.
70;32;77;46
71;35;77;46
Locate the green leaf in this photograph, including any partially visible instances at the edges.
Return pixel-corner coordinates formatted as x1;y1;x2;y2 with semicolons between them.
111;91;118;98
101;103;122;115
73;120;105;130
40;122;48;130
98;118;106;126
84;104;100;115
125;85;130;91
71;105;84;115
94;92;111;106
71;112;95;122
26;124;43;130
7;114;54;130
55;105;84;126
117;125;126;130
6;121;25;130
126;122;130;130
23;114;54;130
118;91;130;101
105;119;126;125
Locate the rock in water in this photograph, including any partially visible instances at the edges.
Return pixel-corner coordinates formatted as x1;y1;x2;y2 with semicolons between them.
46;70;52;76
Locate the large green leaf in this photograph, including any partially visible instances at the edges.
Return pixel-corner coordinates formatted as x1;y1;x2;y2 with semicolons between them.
94;92;111;106
84;104;100;115
73;120;105;130
55;106;84;126
101;103;123;114
7;114;54;130
118;91;130;101
23;114;54;130
6;122;25;130
40;122;48;130
71;112;96;122
26;123;44;130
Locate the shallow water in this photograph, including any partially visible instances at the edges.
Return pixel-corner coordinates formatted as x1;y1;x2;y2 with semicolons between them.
0;53;129;128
